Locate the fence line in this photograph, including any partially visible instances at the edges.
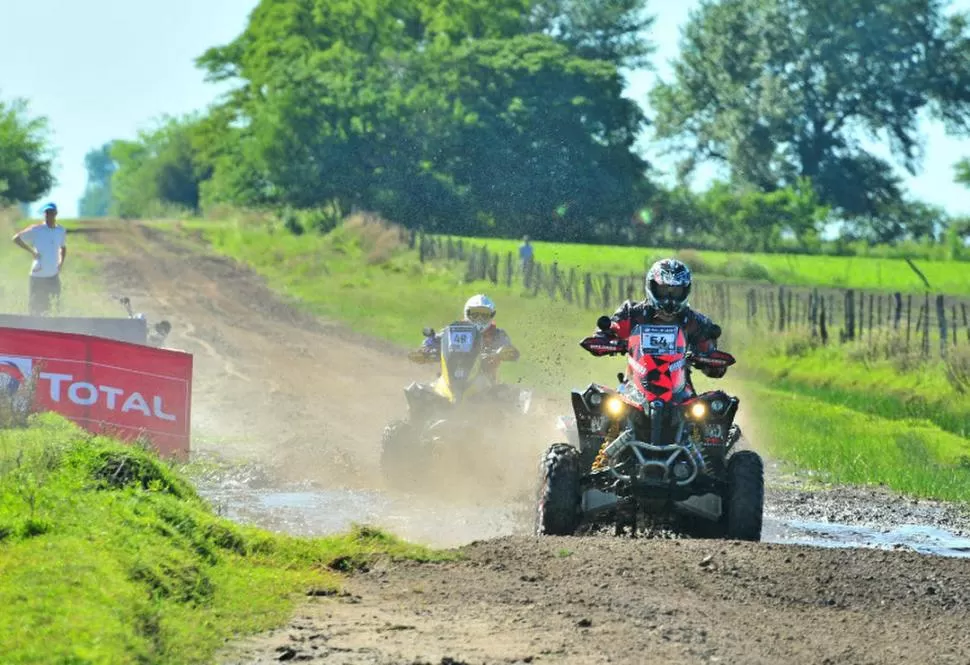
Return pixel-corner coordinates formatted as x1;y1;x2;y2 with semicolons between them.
414;233;970;359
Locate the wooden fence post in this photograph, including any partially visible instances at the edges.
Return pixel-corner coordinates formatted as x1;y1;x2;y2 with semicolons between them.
778;287;786;332
844;290;855;342
820;297;829;344
808;288;818;337
952;305;958;346
906;294;913;351
936;295;947;357
565;268;576;304
868;293;874;344
922;293;931;356
584;273;593;310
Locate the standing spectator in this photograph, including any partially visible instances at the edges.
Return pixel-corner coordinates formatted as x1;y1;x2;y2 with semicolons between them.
518;235;535;285
12;202;67;316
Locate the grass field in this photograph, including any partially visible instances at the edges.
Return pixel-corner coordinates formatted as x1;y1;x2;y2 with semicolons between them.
181;215;970;501
448;235;970;295
0;414;446;665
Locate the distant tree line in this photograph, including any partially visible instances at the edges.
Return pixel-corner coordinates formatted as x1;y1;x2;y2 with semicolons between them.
61;0;970;253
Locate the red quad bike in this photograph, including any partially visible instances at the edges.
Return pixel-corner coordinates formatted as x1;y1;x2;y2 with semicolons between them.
536;316;764;540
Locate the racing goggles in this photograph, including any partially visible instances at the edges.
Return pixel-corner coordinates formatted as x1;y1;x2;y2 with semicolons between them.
651;283;688;300
466;306;494;325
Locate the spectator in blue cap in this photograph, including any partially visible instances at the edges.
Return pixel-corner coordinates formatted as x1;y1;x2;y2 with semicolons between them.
11;202;67;316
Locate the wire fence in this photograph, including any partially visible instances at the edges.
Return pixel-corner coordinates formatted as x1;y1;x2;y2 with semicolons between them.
414;233;970;359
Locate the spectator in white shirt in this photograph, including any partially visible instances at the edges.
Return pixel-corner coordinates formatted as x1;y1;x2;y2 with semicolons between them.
12;202;67;316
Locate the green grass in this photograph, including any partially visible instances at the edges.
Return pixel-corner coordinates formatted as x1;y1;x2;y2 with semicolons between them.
0;413;447;665
180;216;970;502
739;334;970;439
446;235;970;295
751;386;970;500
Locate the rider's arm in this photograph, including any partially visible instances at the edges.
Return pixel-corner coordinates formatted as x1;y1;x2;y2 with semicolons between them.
499;334;520;361
608;300;636;340
409;331;441;363
489;330;519;361
689;312;727;378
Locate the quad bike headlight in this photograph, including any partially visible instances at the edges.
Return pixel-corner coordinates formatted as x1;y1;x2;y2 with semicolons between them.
589;393;602;407
710;399;725;413
605;397;625;417
690;402;707;419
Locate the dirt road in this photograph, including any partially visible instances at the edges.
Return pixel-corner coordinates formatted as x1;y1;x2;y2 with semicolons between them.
225;536;970;665
79;223;970;664
87;222;420;484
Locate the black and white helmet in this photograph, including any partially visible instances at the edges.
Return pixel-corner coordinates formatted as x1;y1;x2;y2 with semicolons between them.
645;259;691;315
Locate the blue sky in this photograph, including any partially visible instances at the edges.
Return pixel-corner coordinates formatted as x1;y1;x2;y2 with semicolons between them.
2;0;969;218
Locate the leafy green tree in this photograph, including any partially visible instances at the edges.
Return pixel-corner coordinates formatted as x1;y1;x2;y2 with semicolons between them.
0;95;54;204
956;157;970;188
698;180;828;252
530;0;655;67
651;0;970;217
110;115;209;218
78;142;116;217
194;0;650;239
842;198;949;245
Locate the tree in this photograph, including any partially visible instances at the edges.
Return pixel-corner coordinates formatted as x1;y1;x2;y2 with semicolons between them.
530;0;655;68
110;116;208;218
650;0;970;217
842;198;949;244
0;95;54;204
78;143;117;217
956;156;970;188
194;0;651;239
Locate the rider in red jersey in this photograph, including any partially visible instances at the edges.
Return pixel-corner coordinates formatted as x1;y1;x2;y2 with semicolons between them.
606;259;728;392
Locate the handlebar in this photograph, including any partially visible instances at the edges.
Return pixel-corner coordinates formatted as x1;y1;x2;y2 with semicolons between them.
579;328;736;368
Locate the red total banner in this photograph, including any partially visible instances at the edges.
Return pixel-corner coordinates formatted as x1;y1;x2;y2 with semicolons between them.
0;326;192;458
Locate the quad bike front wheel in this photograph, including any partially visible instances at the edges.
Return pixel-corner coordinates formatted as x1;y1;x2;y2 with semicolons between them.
536;443;582;536
723;450;765;541
380;420;422;489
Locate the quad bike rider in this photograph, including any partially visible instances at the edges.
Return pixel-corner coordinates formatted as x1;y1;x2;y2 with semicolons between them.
381;295;532;486
538;259;764;540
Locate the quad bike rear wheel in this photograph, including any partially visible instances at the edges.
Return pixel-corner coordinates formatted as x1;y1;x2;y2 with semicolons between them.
536;443;582;536
380;420;422;489
723;450;764;541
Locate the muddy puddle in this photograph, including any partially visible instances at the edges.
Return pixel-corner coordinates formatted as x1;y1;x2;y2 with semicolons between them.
196;479;970;558
764;518;970;558
199;484;532;548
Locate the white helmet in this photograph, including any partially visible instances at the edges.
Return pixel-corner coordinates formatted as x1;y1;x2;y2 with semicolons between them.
463;294;496;332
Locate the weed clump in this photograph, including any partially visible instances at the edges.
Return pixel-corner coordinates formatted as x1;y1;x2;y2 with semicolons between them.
71;443;196;499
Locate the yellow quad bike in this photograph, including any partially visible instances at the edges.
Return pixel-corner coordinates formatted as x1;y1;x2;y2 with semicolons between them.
380;321;532;488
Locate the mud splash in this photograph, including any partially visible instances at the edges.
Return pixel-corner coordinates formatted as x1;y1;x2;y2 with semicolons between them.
197;475;970;558
201;483;530;547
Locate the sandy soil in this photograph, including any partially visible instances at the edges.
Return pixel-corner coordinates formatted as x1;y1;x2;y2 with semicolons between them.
76;222;970;665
